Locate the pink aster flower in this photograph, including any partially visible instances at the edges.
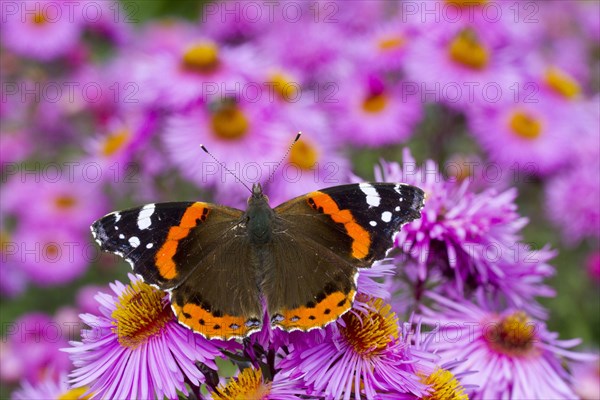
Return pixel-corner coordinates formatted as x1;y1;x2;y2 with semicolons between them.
65;274;222;399
83;111;158;185
12;224;90;286
133;33;261;111
265;102;350;206
280;297;428;399
1;0;83;61
420;292;595;399
332;73;423;147
12;373;90;400
1;313;72;385
545;159;600;246
404;23;520;110
3;176;107;234
570;354;600;400
209;367;305;400
375;149;555;317
163;99;284;207
468;93;574;176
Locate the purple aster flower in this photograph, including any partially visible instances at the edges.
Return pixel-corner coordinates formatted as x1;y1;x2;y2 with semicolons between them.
280;297;428;399
420;292;595;399
467;91;576;176
4;177;107;234
374;149;555;317
12;373;90;400
265;102;350;205
209;367;305;400
133;33;261;111
1;313;72;385
586;251;600;284
332;73;423;147
64;274;222;399
570;353;600;400
83;111;158;185
404;23;520;110
257;17;343;79
11;224;90;286
1;0;83;61
163;99;284;207
544;136;600;245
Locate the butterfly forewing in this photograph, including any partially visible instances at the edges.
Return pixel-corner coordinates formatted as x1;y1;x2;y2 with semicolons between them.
267;182;424;332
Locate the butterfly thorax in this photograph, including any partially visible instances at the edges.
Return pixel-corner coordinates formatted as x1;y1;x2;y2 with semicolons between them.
245;183;274;245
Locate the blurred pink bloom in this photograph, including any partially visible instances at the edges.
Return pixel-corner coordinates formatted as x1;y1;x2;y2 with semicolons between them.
1;0;83;61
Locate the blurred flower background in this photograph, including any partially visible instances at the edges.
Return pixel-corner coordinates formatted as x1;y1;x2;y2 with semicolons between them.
1;0;599;399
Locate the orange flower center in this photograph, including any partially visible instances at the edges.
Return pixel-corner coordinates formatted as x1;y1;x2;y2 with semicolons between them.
211;105;250;140
486;311;536;356
212;368;272;400
421;368;469;400
448;29;489;70
509;111;542;140
340;298;398;356
378;35;405;51
102;130;129;157
362;93;388;113
182;42;220;73
289;139;319;170
545;67;581;99
54;195;77;209
111;280;172;349
267;72;299;101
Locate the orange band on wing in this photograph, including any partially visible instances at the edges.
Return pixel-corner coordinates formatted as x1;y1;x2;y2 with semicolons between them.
155;203;209;280
307;193;371;259
274;290;355;331
172;302;259;339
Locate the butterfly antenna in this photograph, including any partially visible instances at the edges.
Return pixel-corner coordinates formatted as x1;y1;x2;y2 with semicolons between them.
267;132;302;183
200;144;253;193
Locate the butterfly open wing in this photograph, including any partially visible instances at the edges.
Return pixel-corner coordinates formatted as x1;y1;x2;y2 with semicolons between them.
267;183;424;331
91;202;263;339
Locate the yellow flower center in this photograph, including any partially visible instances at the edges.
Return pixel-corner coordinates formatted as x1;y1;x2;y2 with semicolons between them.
486;311;535;356
211;105;250;141
445;0;487;6
448;29;489;70
57;387;93;400
509;111;542;140
54;195;77;210
421;369;469;400
32;12;47;25
362;93;388;113
378;35;405;51
111;280;172;349
1;231;10;253
182;42;220;73
45;243;59;257
341;298;398;356
102;130;129;157
544;67;581;99
213;368;271;400
267;72;299;101
289;139;319;170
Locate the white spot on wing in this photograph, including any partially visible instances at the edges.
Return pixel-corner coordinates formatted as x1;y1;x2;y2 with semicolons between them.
137;204;155;230
370;221;377;227
119;234;125;239
129;236;140;248
114;212;121;223
395;206;400;212
359;183;380;207
381;211;392;223
146;243;153;249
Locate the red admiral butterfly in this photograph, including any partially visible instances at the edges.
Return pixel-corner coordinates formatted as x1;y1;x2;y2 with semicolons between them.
91;139;425;340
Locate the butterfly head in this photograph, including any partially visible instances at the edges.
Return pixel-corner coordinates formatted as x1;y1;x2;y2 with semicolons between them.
248;183;269;206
